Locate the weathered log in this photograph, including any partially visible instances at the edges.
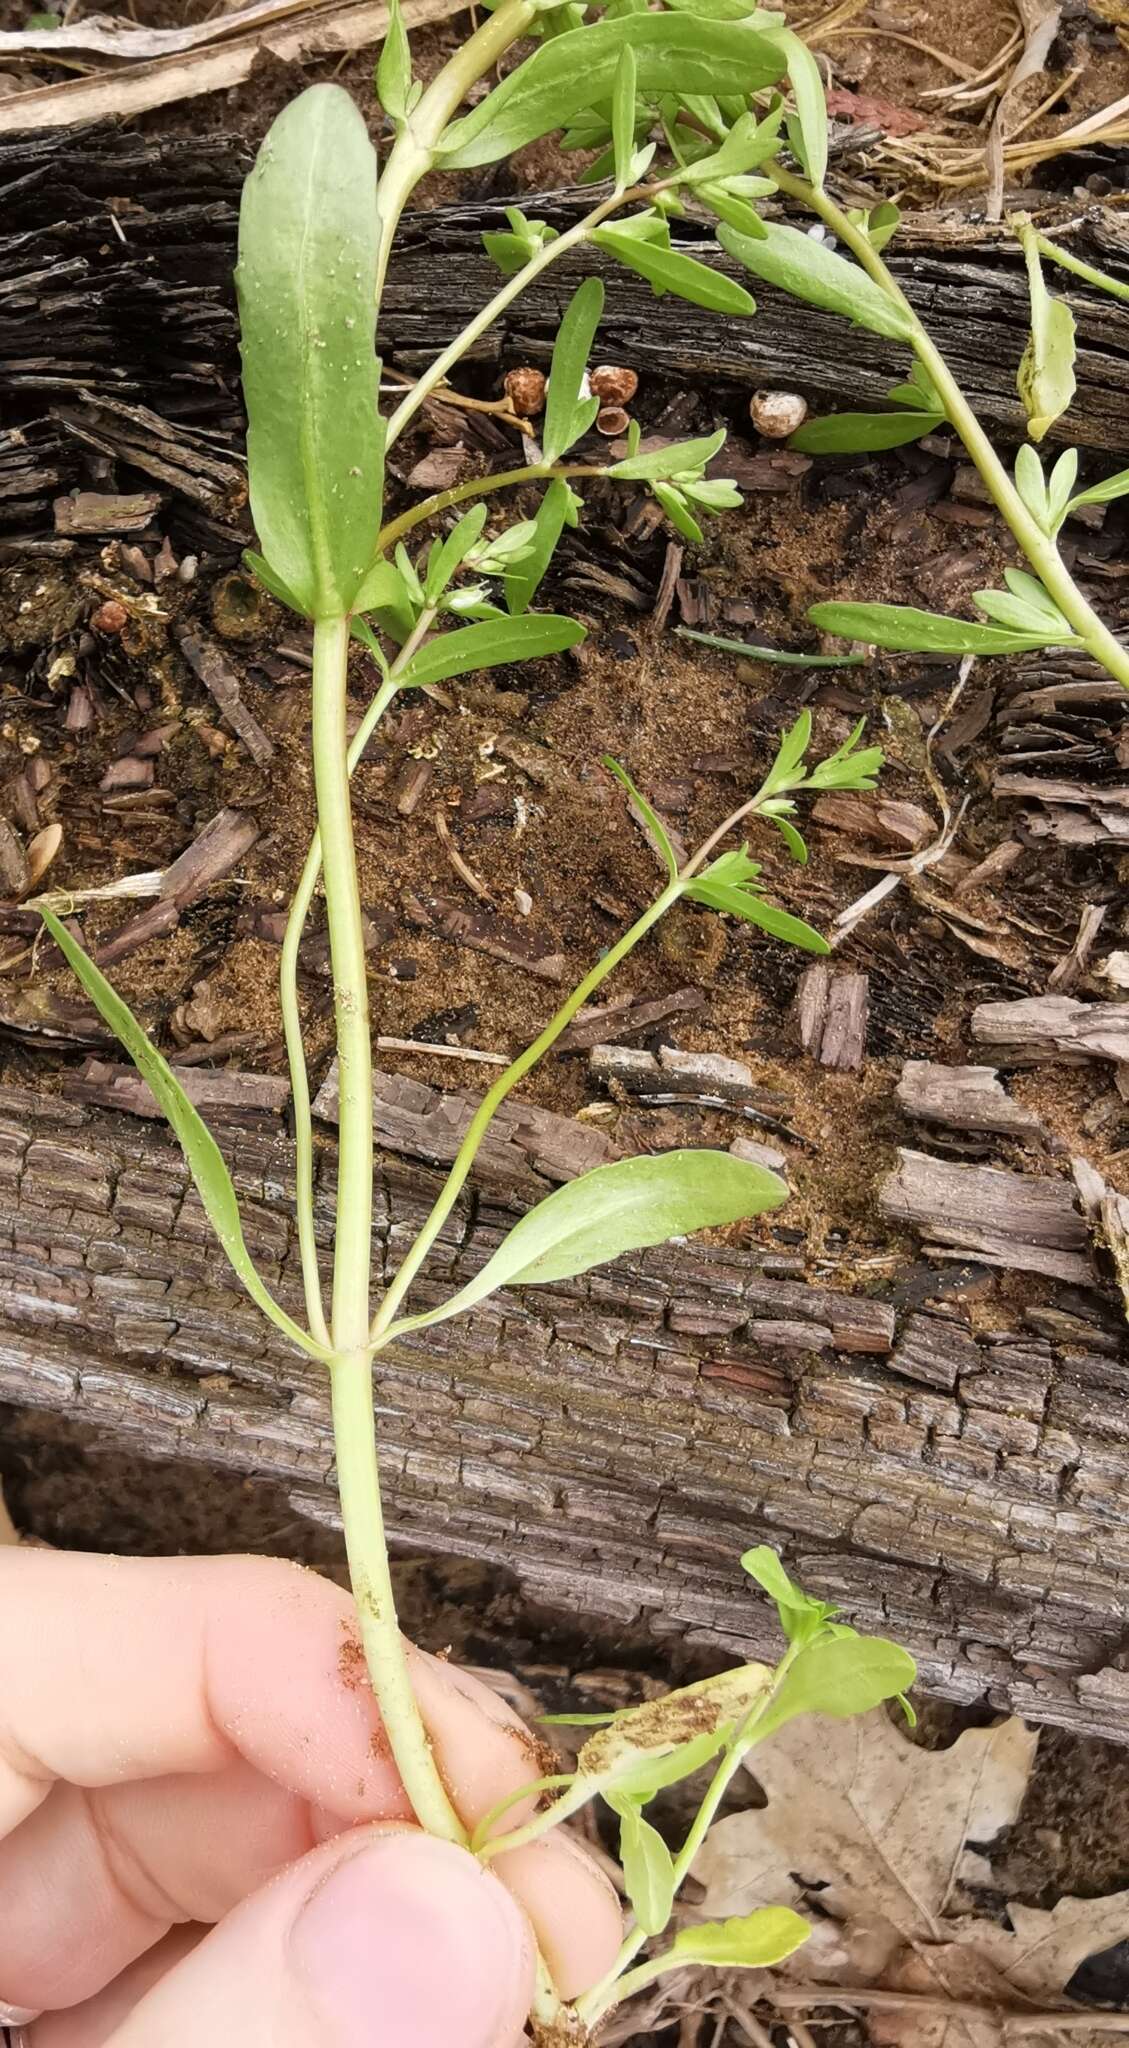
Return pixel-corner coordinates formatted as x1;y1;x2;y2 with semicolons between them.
3;1080;1129;1742
4;131;1129;563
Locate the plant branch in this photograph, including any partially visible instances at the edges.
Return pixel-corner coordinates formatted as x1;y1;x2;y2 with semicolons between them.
576;1643;802;2029
284;616;435;1340
768;163;1129;692
377;462;605;554
374;0;537;302
370;875;683;1342
384;181;652;449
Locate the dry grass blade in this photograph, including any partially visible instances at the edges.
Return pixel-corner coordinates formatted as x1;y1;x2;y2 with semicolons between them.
985;0;1063;218
0;0;462;133
0;0;317;60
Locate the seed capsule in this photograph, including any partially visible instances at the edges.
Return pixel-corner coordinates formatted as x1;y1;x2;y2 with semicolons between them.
591;364;638;405
749;389;808;439
503;367;547;417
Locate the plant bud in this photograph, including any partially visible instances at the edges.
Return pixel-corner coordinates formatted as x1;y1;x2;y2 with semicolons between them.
749;389;808;439
503;366;547;417
596;405;631;437
591;364;638;405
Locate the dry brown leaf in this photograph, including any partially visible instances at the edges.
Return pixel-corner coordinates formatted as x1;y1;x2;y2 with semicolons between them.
696;1710;1129;2045
696;1711;1038;1961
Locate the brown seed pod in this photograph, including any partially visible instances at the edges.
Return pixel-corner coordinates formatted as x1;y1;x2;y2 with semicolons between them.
596;405;631;437
749;389;808;439
503;367;547;417
591;364;639;405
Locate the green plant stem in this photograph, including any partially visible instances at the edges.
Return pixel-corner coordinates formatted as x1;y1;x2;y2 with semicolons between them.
1033;230;1129;307
331;1349;465;1841
371;875;683;1343
384;183;652;449
769;163;1129;693
375;0;537;302
281;618;436;1346
378;462;605;553
575;1642;802;2030
311;614;373;1348
311;614;465;1840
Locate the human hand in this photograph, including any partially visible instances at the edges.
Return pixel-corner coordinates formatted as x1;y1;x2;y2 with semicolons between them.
0;1550;622;2045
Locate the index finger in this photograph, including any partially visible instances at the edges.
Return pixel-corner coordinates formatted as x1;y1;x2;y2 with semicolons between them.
0;1552;549;1838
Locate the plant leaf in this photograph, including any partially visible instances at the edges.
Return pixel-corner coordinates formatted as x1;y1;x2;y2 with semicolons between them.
677;624;865;668
677;105;783;184
437;14;788;168
604;756;680;880
390;1150;787;1335
616;1805;677;1935
671;1906;811;1969
1066;463;1129;515
719;219;914;340
789;409;942;454
974;583;1070;637
423;503;489;605
376;0;412;124
609;429;726;482
686;879;830;953
1014;441;1049;527
755;1634;918;1741
504;478;577;614
741;1545;838;1646
611;41;637;191
1045;446;1079;531
593;225;756;313
1017;221;1077;443
398;613;585;689
776;26;827;190
808;599;1073;655
41;910;325;1360
542;276;604;465
236;84;383;621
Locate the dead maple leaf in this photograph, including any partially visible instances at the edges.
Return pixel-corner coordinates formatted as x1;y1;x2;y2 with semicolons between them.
693;1708;1129;2043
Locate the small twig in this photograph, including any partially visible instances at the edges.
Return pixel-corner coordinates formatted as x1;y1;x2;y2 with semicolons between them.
435;806;494;902
375;1033;508;1066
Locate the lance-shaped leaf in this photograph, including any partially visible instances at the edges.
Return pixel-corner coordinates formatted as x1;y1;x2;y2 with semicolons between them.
1017;218;1076;443
611;42;637;191
670;1907;811;1970
397;613;586;689
615;1805;677;1936
437;13;788;168
236;85;383;621
776;25;827;190
1066;462;1129;517
609;428;726;481
505;478;581;614
719;219;914;340
809;599;1078;655
542;277;604;465
376;0;413;125
604;754;680;880
686;847;830;953
594;224;756;313
40;910;326;1360
389;1149;786;1334
789;408;942;454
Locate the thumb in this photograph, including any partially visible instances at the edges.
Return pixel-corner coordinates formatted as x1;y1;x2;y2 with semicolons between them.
110;1828;536;2048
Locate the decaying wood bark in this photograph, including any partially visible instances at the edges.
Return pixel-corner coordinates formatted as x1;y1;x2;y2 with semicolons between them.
3;1079;1129;1742
4;131;1129;564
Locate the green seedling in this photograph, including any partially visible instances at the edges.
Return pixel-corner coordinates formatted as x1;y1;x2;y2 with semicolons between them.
39;18;926;2038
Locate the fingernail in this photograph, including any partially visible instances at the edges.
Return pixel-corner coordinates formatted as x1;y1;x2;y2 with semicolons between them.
0;2006;41;2027
289;1831;531;2048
